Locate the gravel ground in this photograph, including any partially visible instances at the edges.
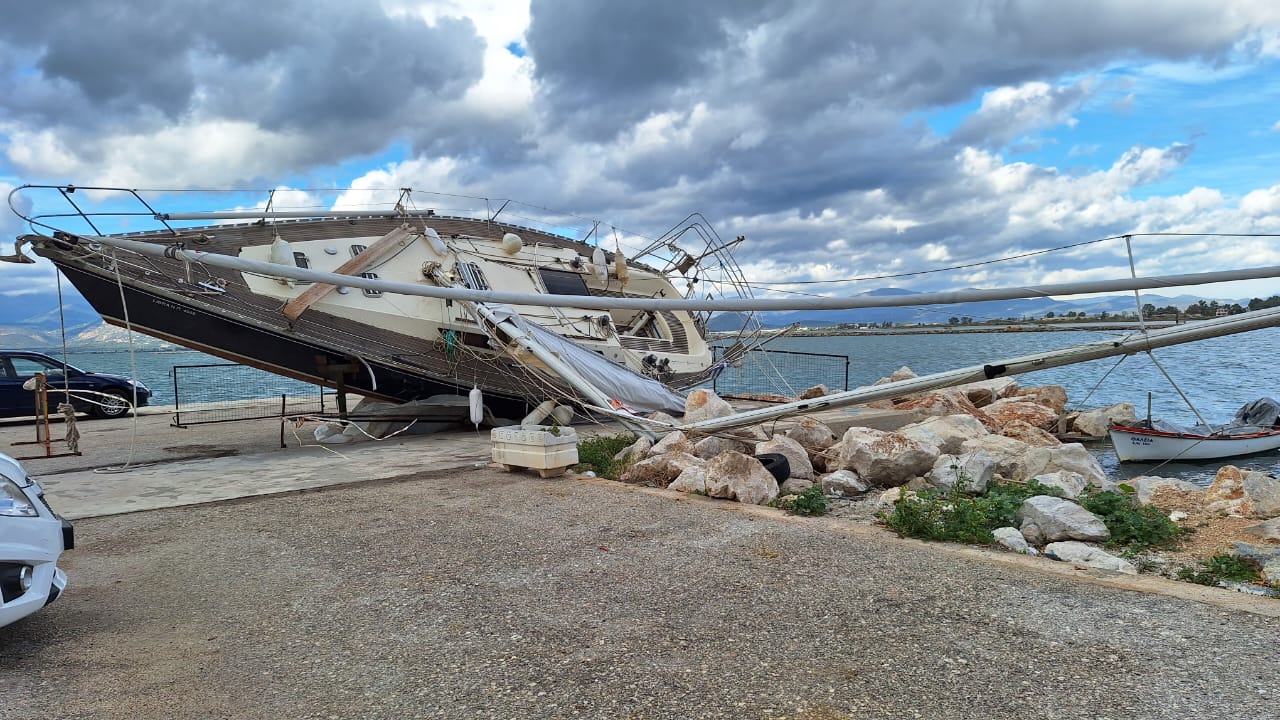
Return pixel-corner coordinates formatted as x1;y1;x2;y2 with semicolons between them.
2;468;1277;720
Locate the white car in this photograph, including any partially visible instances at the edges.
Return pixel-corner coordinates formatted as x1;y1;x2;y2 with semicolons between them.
1;452;73;628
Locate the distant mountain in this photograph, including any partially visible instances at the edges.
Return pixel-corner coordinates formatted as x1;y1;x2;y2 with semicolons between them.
0;289;100;328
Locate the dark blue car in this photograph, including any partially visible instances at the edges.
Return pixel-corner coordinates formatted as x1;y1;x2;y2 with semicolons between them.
0;351;151;419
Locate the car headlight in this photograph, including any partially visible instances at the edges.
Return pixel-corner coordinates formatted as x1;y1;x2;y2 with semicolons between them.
1;476;39;517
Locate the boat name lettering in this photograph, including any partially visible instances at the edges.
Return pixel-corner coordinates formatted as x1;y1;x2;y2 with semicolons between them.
153;298;198;316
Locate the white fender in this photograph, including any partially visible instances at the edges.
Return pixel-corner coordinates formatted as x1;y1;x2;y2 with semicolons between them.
592;247;608;283
469;386;484;428
614;242;630;288
501;232;523;255
424;227;448;256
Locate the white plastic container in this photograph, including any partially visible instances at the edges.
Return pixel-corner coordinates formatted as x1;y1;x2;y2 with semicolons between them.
491;425;578;476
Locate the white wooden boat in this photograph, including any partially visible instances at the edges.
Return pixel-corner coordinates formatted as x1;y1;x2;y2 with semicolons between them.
1109;424;1280;462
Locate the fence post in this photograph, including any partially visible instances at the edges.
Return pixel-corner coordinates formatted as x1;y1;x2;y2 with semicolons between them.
171;366;183;427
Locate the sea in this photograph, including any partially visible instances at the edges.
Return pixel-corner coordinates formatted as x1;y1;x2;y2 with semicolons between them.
28;325;1280;485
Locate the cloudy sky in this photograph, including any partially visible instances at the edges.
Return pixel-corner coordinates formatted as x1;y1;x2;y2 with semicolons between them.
3;0;1280;307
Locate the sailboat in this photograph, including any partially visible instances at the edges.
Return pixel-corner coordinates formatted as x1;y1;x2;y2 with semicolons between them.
6;185;767;420
9;183;1280;436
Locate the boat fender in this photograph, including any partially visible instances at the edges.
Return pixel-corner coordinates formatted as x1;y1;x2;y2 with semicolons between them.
521;399;557;426
754;453;790;483
424;227;448;256
501;233;523;255
592;247;608;283
268;234;292;265
469;386;484;428
614;242;630;288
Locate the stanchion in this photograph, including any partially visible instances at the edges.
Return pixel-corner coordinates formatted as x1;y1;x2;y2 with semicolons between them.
10;372;83;460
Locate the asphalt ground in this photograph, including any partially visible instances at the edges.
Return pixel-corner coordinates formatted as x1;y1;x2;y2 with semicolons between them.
2;466;1277;720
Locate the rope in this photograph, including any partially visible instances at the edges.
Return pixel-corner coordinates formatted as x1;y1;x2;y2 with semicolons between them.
58;403;80;453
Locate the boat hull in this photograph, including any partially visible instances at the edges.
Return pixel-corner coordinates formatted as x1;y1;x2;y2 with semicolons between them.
54;262;540;419
1108;425;1280;462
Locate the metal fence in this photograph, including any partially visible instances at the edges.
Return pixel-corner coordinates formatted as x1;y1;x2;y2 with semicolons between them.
171;363;329;427
708;347;849;399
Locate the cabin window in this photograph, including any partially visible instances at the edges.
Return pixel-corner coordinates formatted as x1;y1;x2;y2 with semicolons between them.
538;268;590;296
292;252;312;285
457;262;491;291
350;244;367;257
360;272;382;297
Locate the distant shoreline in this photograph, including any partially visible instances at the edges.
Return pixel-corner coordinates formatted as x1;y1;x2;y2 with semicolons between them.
713;320;1184;338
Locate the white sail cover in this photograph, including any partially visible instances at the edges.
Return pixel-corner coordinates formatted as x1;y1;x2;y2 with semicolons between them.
487;305;687;415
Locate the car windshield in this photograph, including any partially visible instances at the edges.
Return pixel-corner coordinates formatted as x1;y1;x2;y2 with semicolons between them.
7;356;83;378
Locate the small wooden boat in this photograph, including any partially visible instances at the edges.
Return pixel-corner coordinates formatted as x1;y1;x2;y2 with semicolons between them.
1109;423;1280;462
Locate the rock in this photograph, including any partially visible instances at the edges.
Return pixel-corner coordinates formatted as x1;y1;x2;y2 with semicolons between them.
1231;542;1280;567
894;392;999;431
835;426;940;487
621;451;704;487
703;451;779;505
1026;443;1111;490
959;435;1036;481
683;389;734;424
1031;470;1087;500
992;527;1033;554
1244;517;1280;541
648;430;696;457
1123;476;1204;507
927;450;996;494
957;378;1019;408
755;436;815;480
1000;419;1061;447
669;465;708;494
1205;466;1280;517
1071;403;1137;437
780;477;815;494
647;411;679;427
1263;558;1280;585
819;469;869;496
898;414;989;455
797;385;830;400
1017;496;1110;543
1169;511;1189;522
692;435;750;460
983;399;1059;430
613;436;653;463
1044;541;1138;574
885;366;917;383
1013;385;1069;414
784;419;837;453
875;487;914;509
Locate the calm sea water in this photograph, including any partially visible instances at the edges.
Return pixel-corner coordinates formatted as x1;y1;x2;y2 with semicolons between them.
31;325;1280;484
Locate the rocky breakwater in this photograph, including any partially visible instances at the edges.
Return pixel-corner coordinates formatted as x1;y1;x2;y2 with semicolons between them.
609;369;1280;594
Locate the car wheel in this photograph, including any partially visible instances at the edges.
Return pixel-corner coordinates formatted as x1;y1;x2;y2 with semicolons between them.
91;390;132;419
754;453;790;483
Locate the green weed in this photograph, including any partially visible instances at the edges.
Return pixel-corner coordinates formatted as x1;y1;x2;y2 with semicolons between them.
1076;490;1181;552
772;486;831;516
1175;553;1261;586
880;480;1064;545
574;433;637;479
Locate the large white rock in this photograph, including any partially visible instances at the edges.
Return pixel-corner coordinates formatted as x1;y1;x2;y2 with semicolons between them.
835;426;940;487
1205;466;1280;517
703;451;780;505
1244;517;1280;541
992;527;1033;554
1044;541;1138;574
648;430;696;457
1025;443;1111;489
899;414;989;455
613;435;653;463
1071;403;1137;437
784;419;837;452
999;420;1061;448
755;435;815;480
1031;470;1088;500
1123;475;1205;507
1017;495;1110;544
928;450;996;493
780;477;815;494
1014;385;1069;414
621;451;704;486
959;435;1036;481
894;392;998;431
683;389;735;424
669;465;708;494
820;469;869;496
693;435;751;460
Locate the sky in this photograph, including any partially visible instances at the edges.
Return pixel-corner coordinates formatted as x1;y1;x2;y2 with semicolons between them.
3;0;1280;309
